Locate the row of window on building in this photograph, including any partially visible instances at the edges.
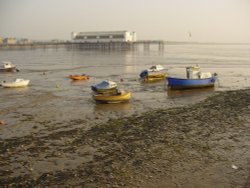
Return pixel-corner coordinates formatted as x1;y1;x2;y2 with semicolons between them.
75;35;125;40
0;37;32;45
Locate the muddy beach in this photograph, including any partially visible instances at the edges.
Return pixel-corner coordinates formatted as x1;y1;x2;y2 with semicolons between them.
0;89;250;187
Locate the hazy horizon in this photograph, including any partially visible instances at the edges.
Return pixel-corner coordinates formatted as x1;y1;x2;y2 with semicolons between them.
0;0;250;43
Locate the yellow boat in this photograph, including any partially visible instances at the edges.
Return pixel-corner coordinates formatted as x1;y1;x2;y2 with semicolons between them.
143;73;167;82
93;91;131;103
140;65;167;82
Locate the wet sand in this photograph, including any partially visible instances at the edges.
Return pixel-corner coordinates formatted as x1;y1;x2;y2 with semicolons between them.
0;89;250;187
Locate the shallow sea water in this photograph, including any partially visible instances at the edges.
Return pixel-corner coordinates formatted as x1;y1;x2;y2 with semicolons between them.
0;44;250;139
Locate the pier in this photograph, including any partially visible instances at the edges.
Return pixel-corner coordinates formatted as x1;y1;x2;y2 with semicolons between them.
71;40;164;51
135;40;165;51
0;40;165;51
0;42;70;50
71;42;134;50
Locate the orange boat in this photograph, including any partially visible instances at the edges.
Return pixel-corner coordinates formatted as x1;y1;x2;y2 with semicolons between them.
67;74;90;80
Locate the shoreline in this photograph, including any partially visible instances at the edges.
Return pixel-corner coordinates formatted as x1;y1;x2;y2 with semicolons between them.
0;89;250;187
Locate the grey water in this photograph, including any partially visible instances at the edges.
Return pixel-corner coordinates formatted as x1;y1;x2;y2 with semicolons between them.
0;44;250;139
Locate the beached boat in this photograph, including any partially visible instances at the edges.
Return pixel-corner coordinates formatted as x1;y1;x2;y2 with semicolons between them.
91;80;118;94
0;61;17;72
167;65;217;89
1;78;30;88
167;76;217;89
143;73;167;82
67;74;90;80
93;90;131;103
140;65;167;82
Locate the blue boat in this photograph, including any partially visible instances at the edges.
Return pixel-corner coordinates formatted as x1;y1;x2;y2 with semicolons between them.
167;65;217;89
167;76;217;89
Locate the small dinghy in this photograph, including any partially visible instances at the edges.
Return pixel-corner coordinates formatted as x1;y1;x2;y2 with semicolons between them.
67;74;90;80
140;65;167;82
1;78;30;88
0;61;18;72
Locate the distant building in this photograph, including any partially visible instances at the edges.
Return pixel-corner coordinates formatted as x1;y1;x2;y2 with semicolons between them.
4;38;17;45
19;38;31;44
0;37;3;44
71;30;136;43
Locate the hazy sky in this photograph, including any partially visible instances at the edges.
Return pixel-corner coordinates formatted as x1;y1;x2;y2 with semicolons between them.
0;0;250;42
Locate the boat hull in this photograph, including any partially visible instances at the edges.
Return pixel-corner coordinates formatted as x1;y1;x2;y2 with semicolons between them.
93;91;131;103
68;75;89;80
140;69;167;82
143;73;166;82
0;67;16;72
167;76;216;89
91;86;118;94
1;80;30;88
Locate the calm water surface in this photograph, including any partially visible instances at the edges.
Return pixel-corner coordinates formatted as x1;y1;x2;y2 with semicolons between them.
1;44;250;139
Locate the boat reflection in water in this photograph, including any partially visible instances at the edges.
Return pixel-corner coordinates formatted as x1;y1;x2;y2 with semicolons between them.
167;87;215;98
141;78;166;85
94;102;131;112
140;78;166;88
70;79;89;85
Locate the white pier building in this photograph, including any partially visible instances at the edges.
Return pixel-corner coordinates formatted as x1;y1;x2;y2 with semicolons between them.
71;30;136;43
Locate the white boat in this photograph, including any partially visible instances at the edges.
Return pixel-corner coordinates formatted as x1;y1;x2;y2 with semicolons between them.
147;65;164;72
1;78;30;88
91;80;118;94
140;65;167;81
0;61;17;72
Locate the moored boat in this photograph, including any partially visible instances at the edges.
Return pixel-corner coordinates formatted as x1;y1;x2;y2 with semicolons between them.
167;76;217;89
1;78;30;88
93;90;131;103
67;74;90;80
0;61;17;72
167;65;217;89
140;65;167;82
143;73;167;82
91;80;118;94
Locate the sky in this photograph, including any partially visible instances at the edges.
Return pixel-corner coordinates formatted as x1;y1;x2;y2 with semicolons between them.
0;0;250;43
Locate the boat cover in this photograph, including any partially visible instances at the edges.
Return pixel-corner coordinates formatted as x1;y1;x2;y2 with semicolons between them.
92;80;117;90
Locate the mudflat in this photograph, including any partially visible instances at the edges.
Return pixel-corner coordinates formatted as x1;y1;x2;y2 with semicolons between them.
1;89;250;187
